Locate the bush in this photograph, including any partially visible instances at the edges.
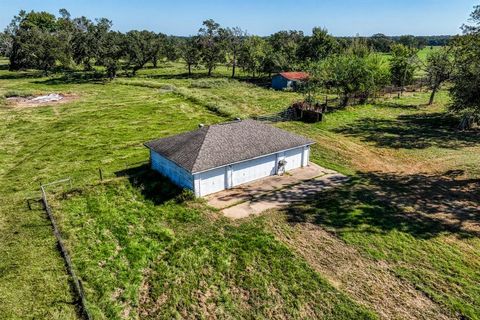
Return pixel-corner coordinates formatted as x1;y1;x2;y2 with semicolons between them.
175;189;196;203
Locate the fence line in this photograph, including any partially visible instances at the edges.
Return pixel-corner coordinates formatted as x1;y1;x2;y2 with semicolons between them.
40;179;92;320
253;108;297;122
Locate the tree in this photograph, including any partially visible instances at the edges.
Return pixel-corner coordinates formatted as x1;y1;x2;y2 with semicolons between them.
151;33;167;67
56;9;75;68
0;31;11;57
368;33;393;52
260;42;277;77
461;4;480;34
425;48;452;105
21;25;62;73
181;36;201;75
348;37;371;57
220;26;246;78
297;27;337;61
390;44;418;91
398;35;417;48
238;35;266;77
123;30;158;75
5;10;62;73
316;50;389;106
449;5;480;129
268;30;304;72
98;31;125;79
163;36;180;62
71;17;112;70
71;16;95;69
198;19;224;76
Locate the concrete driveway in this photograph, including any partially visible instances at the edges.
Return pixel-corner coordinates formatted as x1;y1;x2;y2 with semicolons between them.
206;163;348;219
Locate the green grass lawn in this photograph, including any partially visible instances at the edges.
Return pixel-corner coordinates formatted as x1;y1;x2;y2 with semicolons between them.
0;62;373;319
1;58;479;319
52;173;374;319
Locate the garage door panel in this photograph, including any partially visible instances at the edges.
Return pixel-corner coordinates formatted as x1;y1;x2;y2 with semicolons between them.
199;167;226;196
232;155;276;186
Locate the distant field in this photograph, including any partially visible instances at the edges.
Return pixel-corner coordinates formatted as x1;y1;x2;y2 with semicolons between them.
0;57;478;319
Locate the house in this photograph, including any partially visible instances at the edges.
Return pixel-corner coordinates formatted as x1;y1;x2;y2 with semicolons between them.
144;119;314;197
271;72;309;90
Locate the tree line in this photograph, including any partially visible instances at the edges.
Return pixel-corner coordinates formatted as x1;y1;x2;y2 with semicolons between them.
0;9;450;78
0;7;478;128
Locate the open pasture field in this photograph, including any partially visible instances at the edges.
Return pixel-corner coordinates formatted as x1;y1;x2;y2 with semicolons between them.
0;57;479;319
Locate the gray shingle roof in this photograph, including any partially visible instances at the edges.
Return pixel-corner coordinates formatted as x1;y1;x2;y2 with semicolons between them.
144;119;314;173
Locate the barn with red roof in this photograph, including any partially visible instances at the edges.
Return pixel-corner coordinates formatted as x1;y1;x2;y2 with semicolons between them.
272;72;309;90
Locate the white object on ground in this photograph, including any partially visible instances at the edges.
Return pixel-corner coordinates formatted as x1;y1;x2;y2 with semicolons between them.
29;93;63;103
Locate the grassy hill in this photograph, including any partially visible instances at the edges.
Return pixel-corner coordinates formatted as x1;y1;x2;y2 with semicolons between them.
0;58;479;319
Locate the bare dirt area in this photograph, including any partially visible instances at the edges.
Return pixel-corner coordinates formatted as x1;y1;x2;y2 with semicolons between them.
266;215;454;320
5;93;79;108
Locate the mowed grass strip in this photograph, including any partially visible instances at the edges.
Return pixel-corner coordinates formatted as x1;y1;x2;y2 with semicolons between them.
54;173;376;319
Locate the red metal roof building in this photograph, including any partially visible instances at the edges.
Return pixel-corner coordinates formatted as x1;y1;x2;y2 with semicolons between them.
279;72;309;81
272;72;309;90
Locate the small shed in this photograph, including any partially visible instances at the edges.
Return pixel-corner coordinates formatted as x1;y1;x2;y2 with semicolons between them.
144;119;314;197
272;72;309;90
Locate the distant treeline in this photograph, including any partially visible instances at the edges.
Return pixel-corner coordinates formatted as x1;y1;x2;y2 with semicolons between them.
338;34;451;52
0;9;451;77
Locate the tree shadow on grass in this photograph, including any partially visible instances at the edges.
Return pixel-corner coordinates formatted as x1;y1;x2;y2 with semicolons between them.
236;76;272;89
144;73;273;88
115;164;183;205
334;112;480;149
374;101;423;109
32;73;107;85
0;71;44;80
283;171;480;239
144;72;225;81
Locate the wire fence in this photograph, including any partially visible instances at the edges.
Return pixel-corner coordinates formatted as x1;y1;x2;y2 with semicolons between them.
29;160;151;320
40;178;92;320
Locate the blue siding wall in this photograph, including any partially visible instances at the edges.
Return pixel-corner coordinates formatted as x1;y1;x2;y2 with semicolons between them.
150;150;194;190
272;75;289;90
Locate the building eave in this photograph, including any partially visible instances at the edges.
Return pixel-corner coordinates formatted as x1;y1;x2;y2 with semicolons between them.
191;142;314;175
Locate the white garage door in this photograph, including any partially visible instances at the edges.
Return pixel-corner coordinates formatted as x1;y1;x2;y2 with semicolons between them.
284;148;303;171
199;166;226;196
232;154;276;186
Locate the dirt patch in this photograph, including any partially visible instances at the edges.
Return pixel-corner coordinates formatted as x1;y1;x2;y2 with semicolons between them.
266;214;455;320
5;93;78;108
138;269;168;318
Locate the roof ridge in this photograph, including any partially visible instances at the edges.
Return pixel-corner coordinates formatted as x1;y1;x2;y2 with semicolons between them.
192;120;243;171
190;126;210;172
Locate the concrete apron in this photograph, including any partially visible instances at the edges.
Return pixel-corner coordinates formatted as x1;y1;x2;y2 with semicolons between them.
205;163;347;219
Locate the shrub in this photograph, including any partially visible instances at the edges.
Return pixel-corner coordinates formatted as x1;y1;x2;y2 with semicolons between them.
175;189;196;203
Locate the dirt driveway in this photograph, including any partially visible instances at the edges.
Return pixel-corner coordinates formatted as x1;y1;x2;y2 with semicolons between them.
206;163;348;219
